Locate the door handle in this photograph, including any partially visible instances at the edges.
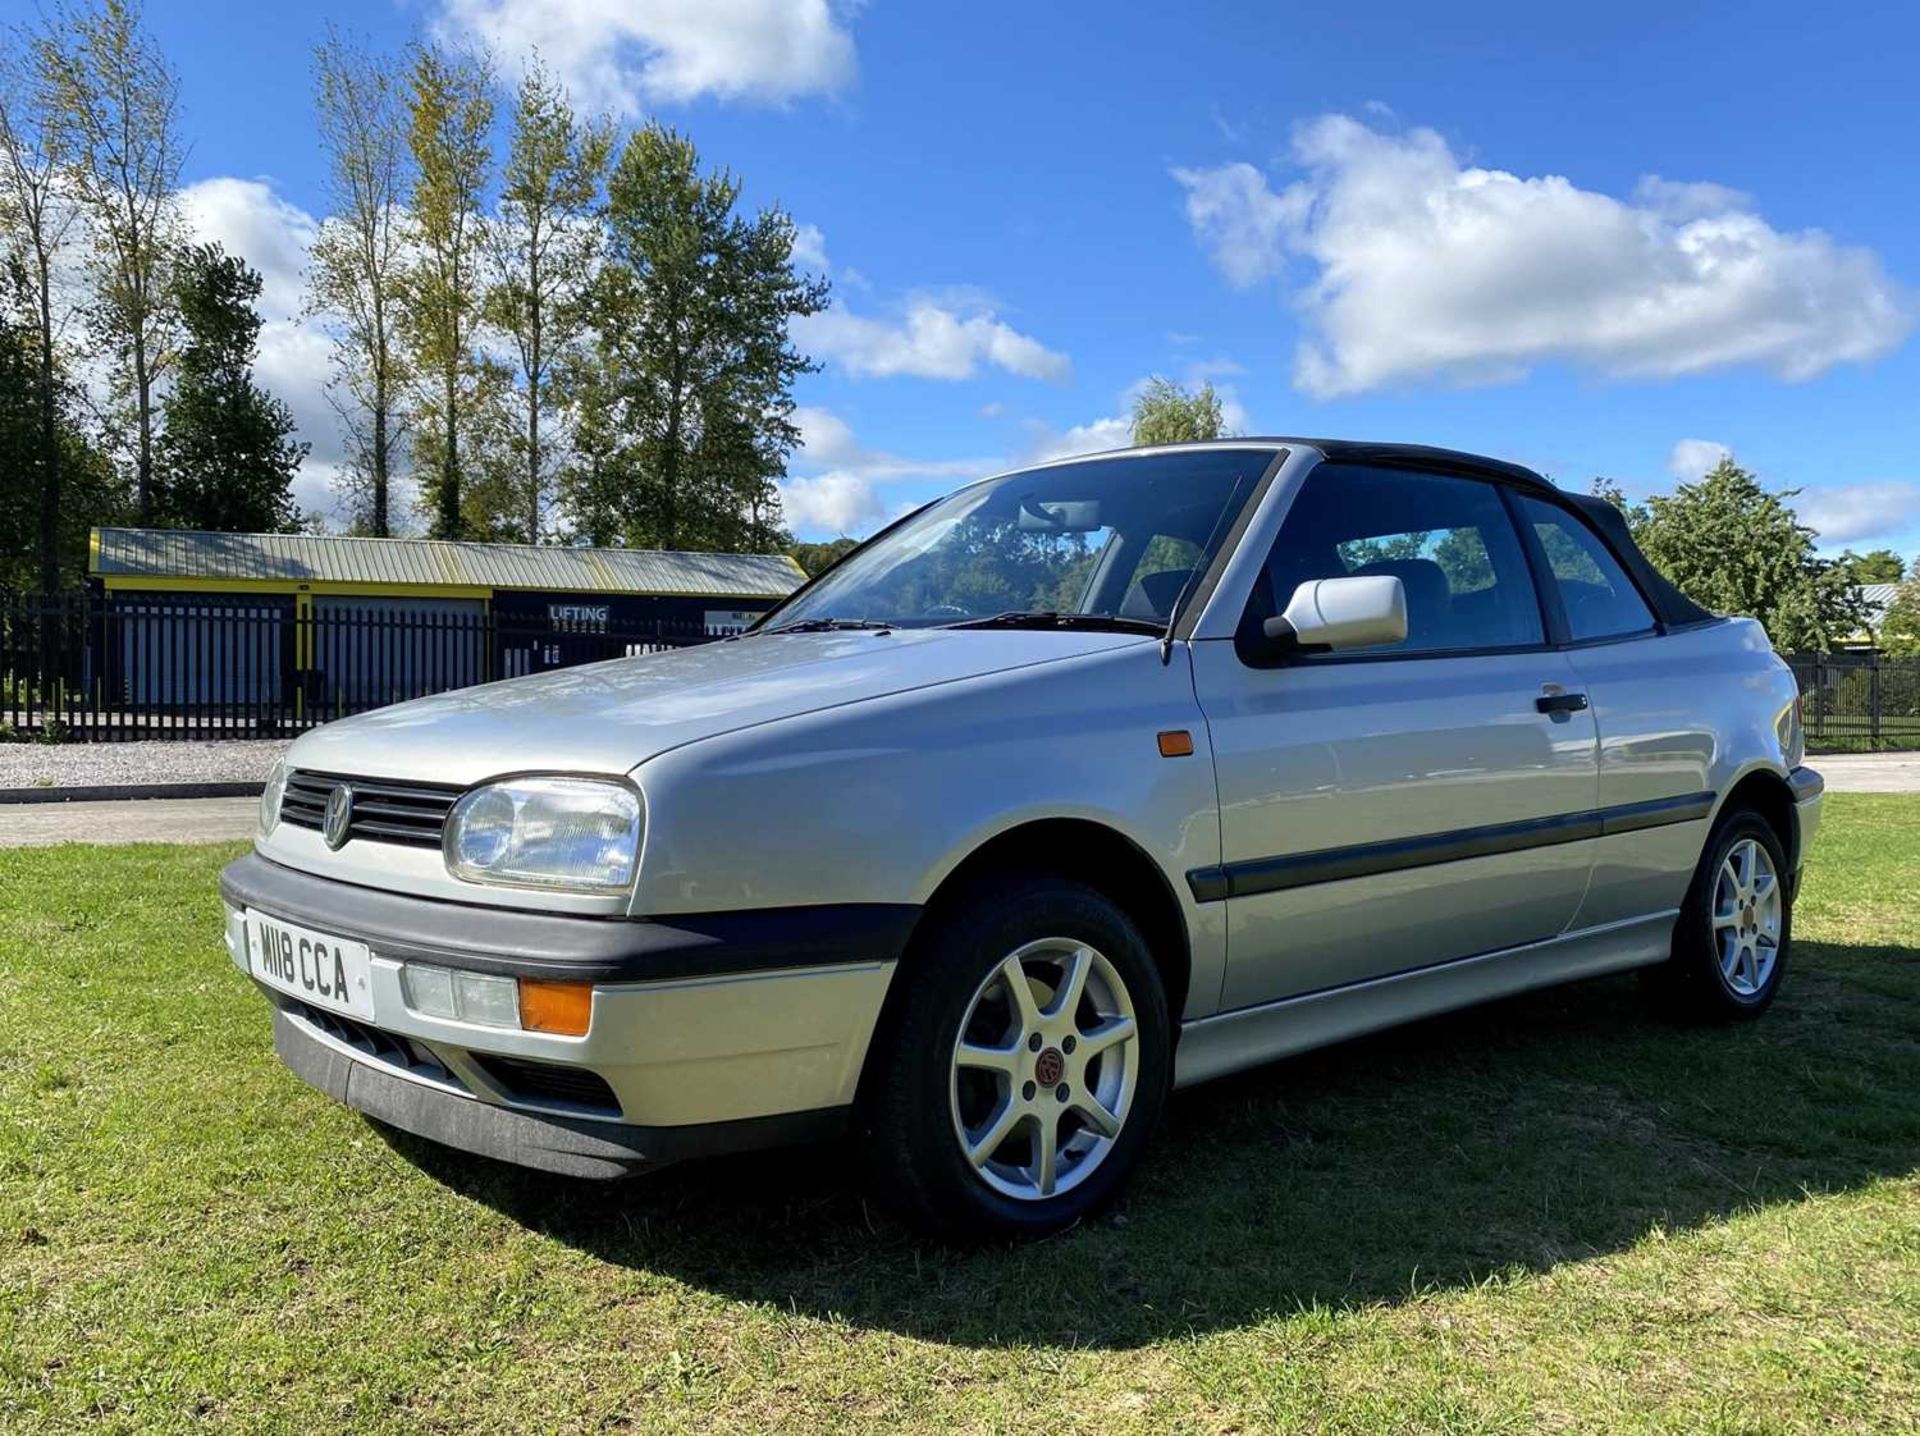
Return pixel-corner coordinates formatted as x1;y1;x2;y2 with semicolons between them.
1536;691;1590;714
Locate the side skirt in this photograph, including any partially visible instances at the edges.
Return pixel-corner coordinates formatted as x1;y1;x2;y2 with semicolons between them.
1172;911;1678;1089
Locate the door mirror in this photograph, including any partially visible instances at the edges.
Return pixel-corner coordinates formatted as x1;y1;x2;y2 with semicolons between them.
1262;575;1407;656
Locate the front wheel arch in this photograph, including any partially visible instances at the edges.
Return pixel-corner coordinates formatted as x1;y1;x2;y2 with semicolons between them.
903;817;1193;1026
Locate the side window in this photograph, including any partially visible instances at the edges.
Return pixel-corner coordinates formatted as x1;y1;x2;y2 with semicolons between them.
1258;464;1544;655
1516;496;1656;642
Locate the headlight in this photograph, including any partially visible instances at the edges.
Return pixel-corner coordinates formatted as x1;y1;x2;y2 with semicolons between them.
444;777;642;892
258;759;290;836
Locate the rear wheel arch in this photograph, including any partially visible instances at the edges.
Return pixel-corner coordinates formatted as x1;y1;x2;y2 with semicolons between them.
1715;766;1799;870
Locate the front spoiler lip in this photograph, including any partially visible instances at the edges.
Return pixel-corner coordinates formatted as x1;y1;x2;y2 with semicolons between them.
272;1008;847;1179
220;850;920;983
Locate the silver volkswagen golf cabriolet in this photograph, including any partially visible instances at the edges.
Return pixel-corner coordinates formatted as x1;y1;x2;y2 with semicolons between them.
221;439;1823;1237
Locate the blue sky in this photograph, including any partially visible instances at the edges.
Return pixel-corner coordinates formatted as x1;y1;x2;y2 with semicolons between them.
145;0;1920;558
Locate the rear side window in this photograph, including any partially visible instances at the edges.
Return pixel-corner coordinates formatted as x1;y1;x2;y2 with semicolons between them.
1516;496;1656;642
1261;464;1544;654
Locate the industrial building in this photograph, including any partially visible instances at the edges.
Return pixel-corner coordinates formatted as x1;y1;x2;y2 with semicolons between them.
83;528;805;716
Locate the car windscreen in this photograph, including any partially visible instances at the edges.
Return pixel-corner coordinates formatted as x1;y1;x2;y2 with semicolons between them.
764;449;1273;632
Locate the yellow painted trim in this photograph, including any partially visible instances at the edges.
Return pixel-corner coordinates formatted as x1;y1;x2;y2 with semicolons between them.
96;574;790;600
88;528;101;574
480;582;792;597
294;592;312;722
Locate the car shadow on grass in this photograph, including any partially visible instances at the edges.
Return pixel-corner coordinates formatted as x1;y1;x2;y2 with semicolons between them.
379;938;1920;1350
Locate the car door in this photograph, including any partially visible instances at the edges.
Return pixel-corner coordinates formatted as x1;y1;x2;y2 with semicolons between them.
1189;462;1603;1010
1511;493;1719;929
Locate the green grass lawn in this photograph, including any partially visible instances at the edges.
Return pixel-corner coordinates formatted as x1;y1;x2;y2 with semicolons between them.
3;797;1918;1433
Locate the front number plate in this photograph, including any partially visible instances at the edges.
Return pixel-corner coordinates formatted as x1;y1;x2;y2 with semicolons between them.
246;911;376;1020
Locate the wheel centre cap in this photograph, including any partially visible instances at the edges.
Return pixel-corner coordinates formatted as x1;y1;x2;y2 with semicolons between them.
1034;1047;1065;1087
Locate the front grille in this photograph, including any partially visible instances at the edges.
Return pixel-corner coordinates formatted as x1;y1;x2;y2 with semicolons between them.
280;769;463;849
472;1053;621;1114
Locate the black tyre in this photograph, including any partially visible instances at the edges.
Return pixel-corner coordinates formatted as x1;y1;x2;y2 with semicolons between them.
1645;808;1792;1021
857;874;1171;1240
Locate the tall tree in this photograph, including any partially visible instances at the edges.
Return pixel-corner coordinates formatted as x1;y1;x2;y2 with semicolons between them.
1616;460;1866;652
0;284;121;593
38;0;183;526
1832;548;1906;586
309;27;410;537
790;536;859;576
1131;377;1226;446
1879;570;1920;656
0;30;84;591
563;124;827;553
418;354;524;541
155;243;306;532
484;60;609;544
398;41;493;540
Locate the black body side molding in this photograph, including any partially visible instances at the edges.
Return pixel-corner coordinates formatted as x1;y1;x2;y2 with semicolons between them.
1186;791;1716;903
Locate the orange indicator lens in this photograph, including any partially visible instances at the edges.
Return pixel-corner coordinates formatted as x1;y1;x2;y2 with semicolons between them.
517;978;592;1036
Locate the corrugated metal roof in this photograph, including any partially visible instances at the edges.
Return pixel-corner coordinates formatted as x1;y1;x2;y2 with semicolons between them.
1861;582;1900;619
91;528;806;599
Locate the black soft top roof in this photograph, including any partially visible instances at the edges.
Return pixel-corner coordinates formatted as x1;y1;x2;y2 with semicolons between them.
1263;437;1716;629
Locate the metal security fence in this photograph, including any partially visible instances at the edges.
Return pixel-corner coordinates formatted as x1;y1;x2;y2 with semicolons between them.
1;591;724;742
9;589;1915;750
1784;652;1920;753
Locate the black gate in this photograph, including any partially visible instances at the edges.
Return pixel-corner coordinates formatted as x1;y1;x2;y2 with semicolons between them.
1782;652;1920;752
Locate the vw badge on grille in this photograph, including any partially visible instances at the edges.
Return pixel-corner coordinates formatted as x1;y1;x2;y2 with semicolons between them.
322;784;354;850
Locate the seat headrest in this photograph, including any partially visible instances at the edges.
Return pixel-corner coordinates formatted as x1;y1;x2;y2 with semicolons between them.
1119;566;1193;622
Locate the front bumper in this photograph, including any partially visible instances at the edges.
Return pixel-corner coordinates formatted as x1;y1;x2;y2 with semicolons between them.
271;1008;845;1178
221;853;911;1173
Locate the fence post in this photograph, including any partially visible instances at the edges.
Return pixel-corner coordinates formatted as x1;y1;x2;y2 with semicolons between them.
1812;654;1825;744
1869;653;1882;751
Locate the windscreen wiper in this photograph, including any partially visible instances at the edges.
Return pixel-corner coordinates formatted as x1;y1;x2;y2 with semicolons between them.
943;610;1163;635
762;617;894;635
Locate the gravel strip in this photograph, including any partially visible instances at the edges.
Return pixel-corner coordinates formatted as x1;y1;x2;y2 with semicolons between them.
0;796;260;846
0;739;289;790
1812;752;1920;793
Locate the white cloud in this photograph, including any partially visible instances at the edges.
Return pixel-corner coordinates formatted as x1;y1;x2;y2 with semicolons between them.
1797;482;1920;544
436;0;856;116
777;472;889;535
1021;415;1132;465
1174;115;1914;397
779;407;994;537
794;295;1071;382
1668;438;1733;480
793;405;859;466
179;177;315;321
792;405;988;482
178;177;348;522
790;222;830;274
1171;161;1302;288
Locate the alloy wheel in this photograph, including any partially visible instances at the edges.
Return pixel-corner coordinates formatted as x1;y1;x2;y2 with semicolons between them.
947;937;1140;1201
1712;836;1782;997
